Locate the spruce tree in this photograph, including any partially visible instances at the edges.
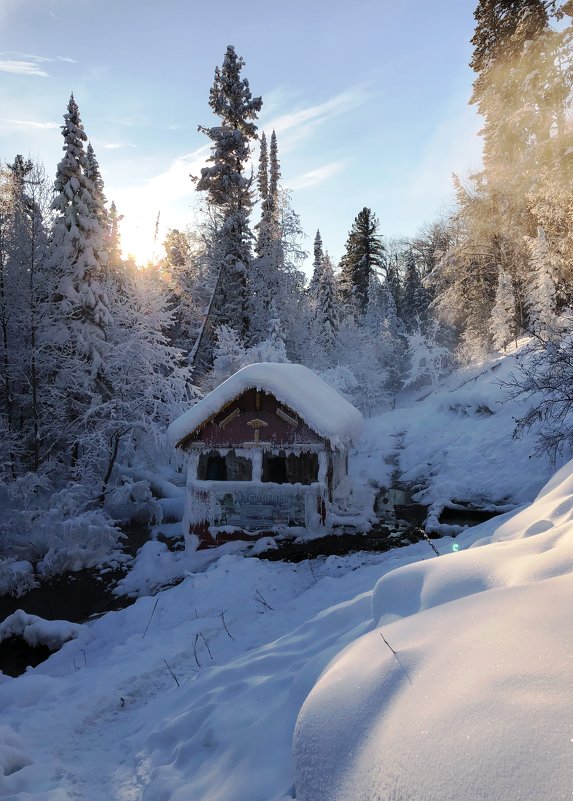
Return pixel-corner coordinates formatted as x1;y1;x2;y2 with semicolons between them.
195;45;262;349
251;300;288;363
3;157;50;472
307;229;324;303
107;201;123;278
469;0;569;245
364;276;385;335
250;130;285;344
258;131;268;202
107;265;192;452
314;253;339;360
400;250;428;333
338;207;385;315
269;130;280;216
42;94;112;470
471;1;556;172
161;227;204;355
85;143;108;227
267;301;286;351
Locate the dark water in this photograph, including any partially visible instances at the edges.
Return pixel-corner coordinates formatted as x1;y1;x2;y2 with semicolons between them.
375;487;503;529
0;567;133;624
0;567;137;678
0;524;152;677
258;524;422;563
0;638;53;678
439;507;502;527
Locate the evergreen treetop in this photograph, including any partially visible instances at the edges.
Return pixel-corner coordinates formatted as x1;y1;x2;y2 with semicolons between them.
196;45;262;208
308;229;324;301
258;131;268;201
195;45;262;344
339;207;385;315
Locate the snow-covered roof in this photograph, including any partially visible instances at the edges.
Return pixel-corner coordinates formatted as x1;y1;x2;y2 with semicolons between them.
168;362;363;450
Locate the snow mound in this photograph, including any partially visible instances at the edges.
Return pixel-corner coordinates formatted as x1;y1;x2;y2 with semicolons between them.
0;611;87;651
293;459;573;801
167;362;363;449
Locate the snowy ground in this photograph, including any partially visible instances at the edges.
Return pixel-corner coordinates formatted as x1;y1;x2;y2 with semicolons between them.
0;542;439;801
2;345;571;800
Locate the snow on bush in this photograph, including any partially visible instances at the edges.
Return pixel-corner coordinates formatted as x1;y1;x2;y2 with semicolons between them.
330;476;377;530
403;322;454;389
0;560;37;598
36;510;124;577
0;482;124;578
0;610;87;650
104;478;162;524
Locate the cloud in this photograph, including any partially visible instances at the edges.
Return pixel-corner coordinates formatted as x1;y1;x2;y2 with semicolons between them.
102;142;136;150
260;86;372;149
1;118;59;130
268;90;365;132
6;51;52;63
288;162;347;190
0;51;77;76
0;59;49;77
144;146;210;199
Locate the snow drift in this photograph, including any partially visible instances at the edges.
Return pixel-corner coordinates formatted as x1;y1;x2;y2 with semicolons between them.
293;459;573;801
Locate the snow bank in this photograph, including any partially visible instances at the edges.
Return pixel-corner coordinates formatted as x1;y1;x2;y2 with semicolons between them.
293;459;573;801
0;611;87;651
167;362;363;449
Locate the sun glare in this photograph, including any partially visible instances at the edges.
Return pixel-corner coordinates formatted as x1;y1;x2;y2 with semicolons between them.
119;210;165;267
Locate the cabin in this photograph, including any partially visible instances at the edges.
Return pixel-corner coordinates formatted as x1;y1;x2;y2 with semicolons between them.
167;362;363;548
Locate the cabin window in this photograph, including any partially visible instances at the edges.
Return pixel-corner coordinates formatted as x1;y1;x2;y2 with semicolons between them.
197;450;252;481
262;453;288;483
262;451;318;484
200;451;227;480
226;450;252;481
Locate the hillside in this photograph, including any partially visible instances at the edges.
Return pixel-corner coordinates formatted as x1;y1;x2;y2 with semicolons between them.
354;340;562;528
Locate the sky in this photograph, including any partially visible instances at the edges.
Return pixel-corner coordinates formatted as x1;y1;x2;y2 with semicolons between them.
0;0;484;272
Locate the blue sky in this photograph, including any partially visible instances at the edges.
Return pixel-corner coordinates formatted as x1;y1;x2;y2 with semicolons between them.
0;0;483;270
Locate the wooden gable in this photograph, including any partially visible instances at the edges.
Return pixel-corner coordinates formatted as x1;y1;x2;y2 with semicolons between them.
178;388;326;450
